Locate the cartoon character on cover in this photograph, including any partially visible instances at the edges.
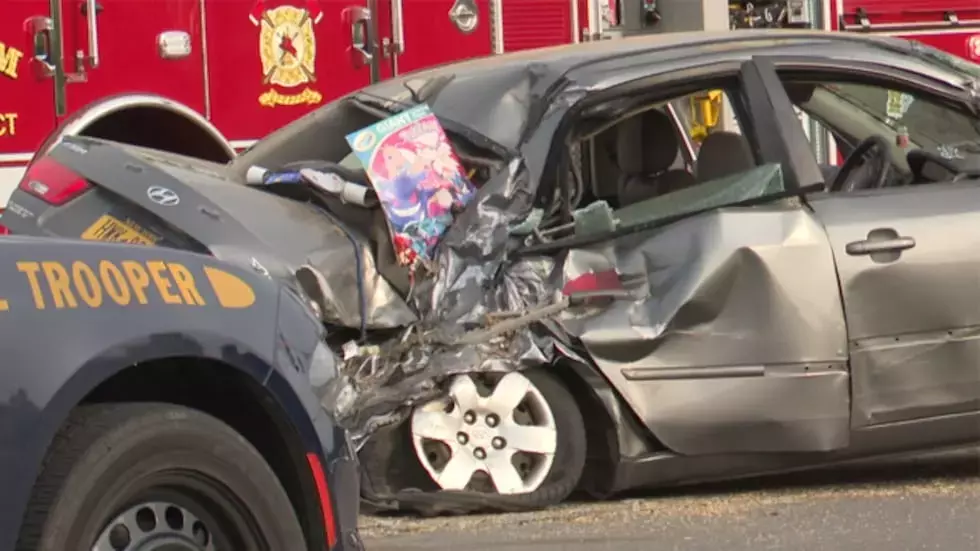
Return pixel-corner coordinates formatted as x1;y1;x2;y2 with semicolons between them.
375;145;431;228
413;131;473;215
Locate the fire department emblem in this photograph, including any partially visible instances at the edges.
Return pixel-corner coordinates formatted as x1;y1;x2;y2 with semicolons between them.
251;1;324;108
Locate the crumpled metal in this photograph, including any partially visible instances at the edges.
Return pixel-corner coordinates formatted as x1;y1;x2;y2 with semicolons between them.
322;157;563;446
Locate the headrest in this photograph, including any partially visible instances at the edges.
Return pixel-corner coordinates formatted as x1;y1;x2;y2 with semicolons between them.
784;82;816;105
695;132;755;183
616;109;680;176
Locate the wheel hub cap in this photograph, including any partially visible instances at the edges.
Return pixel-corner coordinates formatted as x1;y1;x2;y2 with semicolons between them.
410;372;559;494
93;502;216;551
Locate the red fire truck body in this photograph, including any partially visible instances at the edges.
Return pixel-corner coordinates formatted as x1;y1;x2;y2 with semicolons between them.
1;0;978;204
0;0;580;201
830;0;980;61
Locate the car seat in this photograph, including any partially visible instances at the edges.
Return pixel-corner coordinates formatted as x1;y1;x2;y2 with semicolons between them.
694;131;755;182
616;109;696;206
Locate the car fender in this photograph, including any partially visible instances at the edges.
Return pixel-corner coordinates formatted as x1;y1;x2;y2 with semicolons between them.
0;236;336;549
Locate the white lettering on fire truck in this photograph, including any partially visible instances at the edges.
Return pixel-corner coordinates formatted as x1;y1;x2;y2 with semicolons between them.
0;113;18;136
252;1;324;108
0;41;24;80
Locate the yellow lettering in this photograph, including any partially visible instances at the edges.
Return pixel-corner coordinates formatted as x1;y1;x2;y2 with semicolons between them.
203;266;256;309
147;261;182;305
16;261;46;309
99;261;131;305
121;261;151;304
15;259;253;311
41;262;77;309
258;87;323;108
0;113;17;136
71;261;103;308
169;263;205;306
0;42;24;80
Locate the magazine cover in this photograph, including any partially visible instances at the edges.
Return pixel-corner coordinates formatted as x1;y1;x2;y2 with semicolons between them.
346;104;476;267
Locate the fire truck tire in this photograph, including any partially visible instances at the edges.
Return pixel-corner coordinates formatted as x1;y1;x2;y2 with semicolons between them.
15;402;307;551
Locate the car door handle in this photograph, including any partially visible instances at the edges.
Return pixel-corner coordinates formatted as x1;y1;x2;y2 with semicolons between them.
845;236;916;256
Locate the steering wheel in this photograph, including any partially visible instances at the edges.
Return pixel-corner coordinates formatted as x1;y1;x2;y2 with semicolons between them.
906;148;961;183
829;135;893;193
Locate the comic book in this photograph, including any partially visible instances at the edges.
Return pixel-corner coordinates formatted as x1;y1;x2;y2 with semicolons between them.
346;104;476;267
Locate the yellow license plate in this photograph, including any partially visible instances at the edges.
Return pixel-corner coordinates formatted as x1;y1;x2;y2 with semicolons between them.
81;214;159;246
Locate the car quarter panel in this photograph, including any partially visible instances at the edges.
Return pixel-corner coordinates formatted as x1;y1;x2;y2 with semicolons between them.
0;237;287;550
808;184;980;428
560;206;850;456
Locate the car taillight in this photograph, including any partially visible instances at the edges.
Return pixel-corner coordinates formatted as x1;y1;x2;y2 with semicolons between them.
18;157;91;206
0;210;8;235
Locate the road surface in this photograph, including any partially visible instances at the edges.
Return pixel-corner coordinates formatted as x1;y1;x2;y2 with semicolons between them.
361;448;980;551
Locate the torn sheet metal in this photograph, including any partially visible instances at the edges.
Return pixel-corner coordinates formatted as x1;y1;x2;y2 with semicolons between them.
322;158;558;444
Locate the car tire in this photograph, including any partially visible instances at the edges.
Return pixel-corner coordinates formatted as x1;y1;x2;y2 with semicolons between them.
367;368;587;510
16;402;307;551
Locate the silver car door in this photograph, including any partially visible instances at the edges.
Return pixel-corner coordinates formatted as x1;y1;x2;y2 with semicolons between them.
808;182;980;428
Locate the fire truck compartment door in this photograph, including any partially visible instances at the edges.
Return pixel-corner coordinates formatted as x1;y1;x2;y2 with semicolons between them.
377;0;493;76
57;0;206;118
1;2;57;204
838;0;980;29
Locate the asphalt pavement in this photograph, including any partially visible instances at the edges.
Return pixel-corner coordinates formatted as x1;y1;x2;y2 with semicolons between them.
361;447;980;551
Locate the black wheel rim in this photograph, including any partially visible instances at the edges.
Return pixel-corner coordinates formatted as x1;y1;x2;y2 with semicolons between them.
92;471;265;551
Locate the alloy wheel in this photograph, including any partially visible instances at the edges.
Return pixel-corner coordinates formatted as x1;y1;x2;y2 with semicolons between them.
410;371;559;494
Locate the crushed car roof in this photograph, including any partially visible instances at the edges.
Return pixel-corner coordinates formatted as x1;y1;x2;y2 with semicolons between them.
355;29;940;151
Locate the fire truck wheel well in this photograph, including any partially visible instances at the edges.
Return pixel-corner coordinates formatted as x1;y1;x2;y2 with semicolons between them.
79;106;234;163
78;357;328;550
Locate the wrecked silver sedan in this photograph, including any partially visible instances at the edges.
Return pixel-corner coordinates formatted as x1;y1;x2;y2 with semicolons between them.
5;29;980;514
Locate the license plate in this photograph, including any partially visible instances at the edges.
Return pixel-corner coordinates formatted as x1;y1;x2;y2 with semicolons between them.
81;214;159;246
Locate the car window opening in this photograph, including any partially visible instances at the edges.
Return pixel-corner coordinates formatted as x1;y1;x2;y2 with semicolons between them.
526;83;791;249
783;77;980;190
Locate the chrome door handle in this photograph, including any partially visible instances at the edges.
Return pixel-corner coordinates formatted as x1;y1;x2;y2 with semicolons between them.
81;0;101;68
28;16;56;79
845;236;916;256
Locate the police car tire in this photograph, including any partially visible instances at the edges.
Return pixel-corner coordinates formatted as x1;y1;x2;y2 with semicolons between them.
15;402;307;551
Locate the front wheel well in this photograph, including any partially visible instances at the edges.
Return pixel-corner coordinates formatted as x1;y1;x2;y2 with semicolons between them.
80;358;326;550
79;105;233;163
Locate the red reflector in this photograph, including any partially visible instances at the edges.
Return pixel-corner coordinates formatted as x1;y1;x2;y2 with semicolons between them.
19;157;91;206
562;270;623;295
305;452;339;549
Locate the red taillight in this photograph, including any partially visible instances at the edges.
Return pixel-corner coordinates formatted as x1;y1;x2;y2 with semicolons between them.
305;452;339;549
19;157;91;206
562;270;623;295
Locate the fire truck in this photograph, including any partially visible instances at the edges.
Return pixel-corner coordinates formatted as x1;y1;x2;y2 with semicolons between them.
1;0;978;204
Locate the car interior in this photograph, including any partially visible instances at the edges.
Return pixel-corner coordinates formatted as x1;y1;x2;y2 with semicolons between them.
529;73;980;246
784;78;980;190
528;82;790;244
